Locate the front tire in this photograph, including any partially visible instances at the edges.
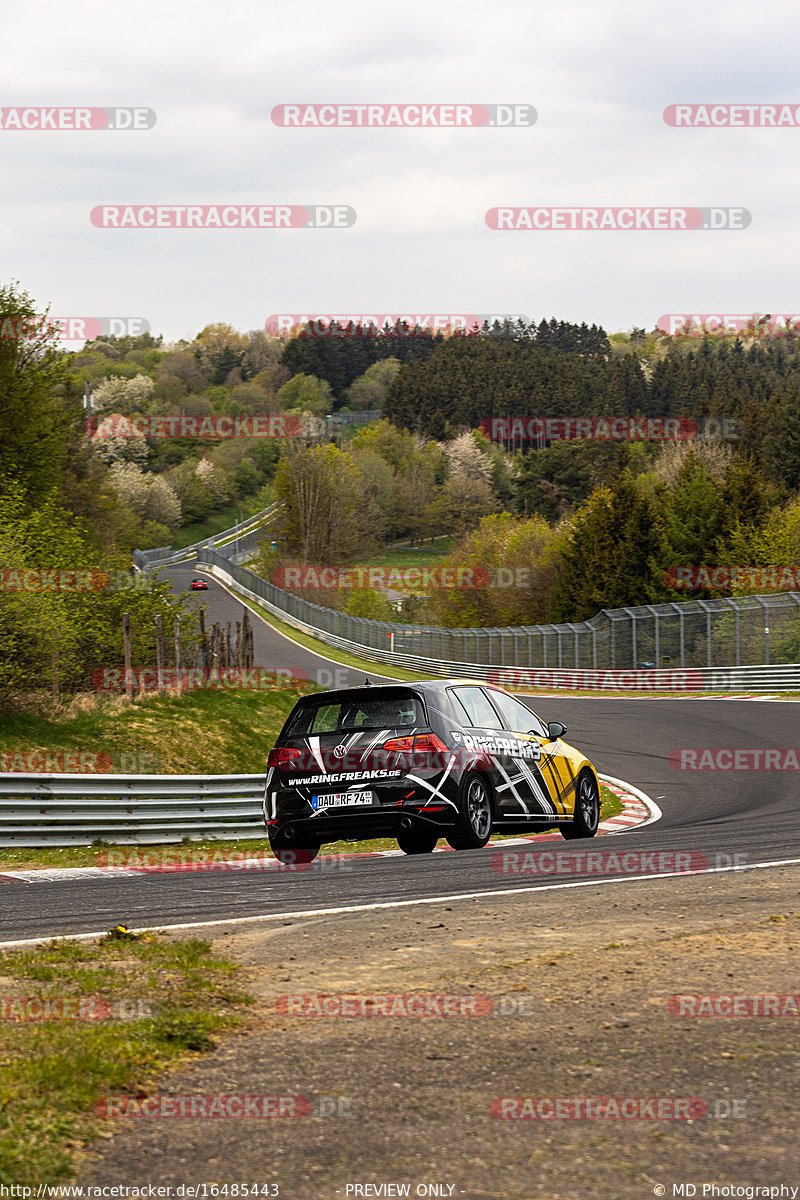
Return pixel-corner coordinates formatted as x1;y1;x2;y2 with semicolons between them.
560;769;600;839
397;826;439;855
446;773;494;850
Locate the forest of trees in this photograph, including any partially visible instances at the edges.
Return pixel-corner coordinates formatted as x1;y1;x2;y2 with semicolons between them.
3;280;800;703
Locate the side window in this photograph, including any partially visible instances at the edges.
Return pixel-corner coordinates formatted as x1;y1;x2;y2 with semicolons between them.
488;690;549;739
449;686;505;730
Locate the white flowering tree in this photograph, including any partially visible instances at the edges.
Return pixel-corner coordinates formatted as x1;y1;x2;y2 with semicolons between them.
109;462;181;527
93;431;150;468
195;458;232;506
443;431;493;484
93;373;155;415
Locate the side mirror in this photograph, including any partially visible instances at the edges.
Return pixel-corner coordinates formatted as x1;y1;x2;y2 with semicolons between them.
547;721;567;741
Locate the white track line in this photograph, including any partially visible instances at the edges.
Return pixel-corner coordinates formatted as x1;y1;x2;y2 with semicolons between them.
3;857;800;950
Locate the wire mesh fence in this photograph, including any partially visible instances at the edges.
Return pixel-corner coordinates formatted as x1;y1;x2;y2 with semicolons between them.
187;550;800;671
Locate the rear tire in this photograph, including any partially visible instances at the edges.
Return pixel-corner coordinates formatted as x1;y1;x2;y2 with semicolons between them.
560;769;600;840
397;826;439;855
446;773;494;850
268;839;321;865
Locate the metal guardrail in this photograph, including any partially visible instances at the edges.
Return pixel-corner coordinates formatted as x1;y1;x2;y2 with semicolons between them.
0;774;265;847
133;504;279;570
197;555;800;690
132;504;800;687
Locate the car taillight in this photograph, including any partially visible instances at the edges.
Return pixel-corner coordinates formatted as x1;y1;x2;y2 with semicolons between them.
383;733;449;754
413;734;448;753
383;735;414;752
267;747;302;768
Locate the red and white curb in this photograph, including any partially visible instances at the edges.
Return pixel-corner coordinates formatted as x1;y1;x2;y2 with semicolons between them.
376;771;659;856
597;774;658;832
0;775;659;882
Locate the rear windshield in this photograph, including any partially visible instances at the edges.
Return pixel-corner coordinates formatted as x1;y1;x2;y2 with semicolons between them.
283;690;426;737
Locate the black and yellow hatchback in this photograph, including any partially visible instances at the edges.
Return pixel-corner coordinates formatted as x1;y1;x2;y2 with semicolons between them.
264;679;600;860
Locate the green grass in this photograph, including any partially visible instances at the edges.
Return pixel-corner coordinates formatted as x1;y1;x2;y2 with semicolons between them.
169;505;241;549
0;687;307;780
0;787;624;871
169;501;272;551
356;538;455;572
0;934;251;1185
239;596;439;683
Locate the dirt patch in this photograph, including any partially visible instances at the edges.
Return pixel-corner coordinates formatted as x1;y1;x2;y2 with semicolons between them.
80;865;800;1198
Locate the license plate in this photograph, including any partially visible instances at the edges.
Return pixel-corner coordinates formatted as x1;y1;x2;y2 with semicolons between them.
311;791;374;810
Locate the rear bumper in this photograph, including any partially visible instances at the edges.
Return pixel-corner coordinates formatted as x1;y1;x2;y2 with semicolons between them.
268;806;454;844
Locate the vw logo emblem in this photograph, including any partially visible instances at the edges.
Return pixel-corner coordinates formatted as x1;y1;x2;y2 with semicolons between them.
333;744;347;759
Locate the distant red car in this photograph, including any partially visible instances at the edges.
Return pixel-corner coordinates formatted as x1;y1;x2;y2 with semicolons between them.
190;578;208;590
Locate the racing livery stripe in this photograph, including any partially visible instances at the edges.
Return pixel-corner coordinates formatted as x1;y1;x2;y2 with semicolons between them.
307;735;326;773
405;757;459;810
516;756;561;815
493;757;555;816
360;728;391;757
538;752;577;816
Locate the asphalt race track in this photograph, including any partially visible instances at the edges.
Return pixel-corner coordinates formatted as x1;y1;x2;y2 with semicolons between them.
1;564;799;944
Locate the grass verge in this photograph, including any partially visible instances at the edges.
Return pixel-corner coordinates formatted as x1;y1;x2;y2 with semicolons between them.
0;933;251;1185
168;502;270;551
236;594;438;683
0;687;308;779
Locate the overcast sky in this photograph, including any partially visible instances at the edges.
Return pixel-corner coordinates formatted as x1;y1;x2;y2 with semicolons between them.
2;0;798;346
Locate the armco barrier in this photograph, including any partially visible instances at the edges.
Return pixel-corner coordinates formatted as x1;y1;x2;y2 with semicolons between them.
0;774;264;847
136;509;800;685
0;771;638;848
196;555;800;690
133;503;279;570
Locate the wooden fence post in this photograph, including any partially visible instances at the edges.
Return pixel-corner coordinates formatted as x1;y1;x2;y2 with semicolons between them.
155;613;165;691
123;613;134;698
